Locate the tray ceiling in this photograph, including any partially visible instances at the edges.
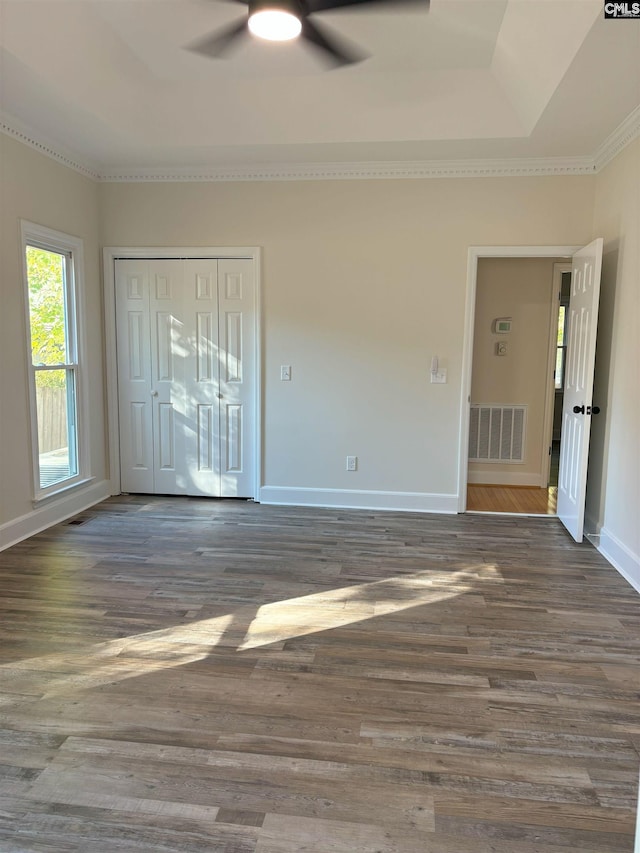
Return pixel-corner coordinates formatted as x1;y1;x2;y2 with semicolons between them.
0;0;638;176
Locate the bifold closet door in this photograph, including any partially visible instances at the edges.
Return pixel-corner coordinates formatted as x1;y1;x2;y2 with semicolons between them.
115;258;255;498
201;259;256;499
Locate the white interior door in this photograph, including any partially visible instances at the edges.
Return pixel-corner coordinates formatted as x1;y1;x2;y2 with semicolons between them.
148;260;186;495
115;258;256;498
115;260;154;494
216;259;256;498
557;238;603;542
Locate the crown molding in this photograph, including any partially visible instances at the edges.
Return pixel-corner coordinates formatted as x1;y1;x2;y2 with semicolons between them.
4;107;639;184
593;104;640;173
0;115;100;181
98;157;596;183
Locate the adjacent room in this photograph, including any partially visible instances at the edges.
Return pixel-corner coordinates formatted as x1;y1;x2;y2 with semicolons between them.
1;1;639;850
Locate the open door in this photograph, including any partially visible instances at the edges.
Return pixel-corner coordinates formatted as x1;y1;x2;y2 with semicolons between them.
557;238;603;542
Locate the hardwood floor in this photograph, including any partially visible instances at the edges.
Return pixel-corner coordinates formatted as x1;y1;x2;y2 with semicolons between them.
1;496;639;852
467;484;558;515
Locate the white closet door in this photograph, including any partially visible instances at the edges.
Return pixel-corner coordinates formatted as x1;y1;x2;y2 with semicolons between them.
115;261;154;494
217;259;256;498
148;260;186;495
116;257;256;498
182;260;222;497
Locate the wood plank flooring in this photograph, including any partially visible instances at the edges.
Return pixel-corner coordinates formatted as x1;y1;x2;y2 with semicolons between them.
467;484;558;515
0;496;639;852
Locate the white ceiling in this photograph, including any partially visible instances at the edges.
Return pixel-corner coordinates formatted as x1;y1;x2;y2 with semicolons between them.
0;0;639;177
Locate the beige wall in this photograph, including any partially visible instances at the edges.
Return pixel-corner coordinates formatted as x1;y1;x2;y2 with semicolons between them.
1;129;638;583
588;137;640;585
99;175;595;506
0;135;107;534
470;257;560;486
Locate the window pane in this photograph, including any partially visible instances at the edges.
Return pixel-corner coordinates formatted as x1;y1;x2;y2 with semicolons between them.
557;305;566;347
26;246;68;365
555;347;564;391
35;369;77;489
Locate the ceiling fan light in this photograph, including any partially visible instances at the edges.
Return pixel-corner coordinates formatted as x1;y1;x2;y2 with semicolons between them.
248;9;302;42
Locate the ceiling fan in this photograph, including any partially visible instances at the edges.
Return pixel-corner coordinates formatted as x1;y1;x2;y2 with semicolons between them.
187;0;430;68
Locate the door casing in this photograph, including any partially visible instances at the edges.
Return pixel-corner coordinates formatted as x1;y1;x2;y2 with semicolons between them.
459;245;581;512
104;246;262;500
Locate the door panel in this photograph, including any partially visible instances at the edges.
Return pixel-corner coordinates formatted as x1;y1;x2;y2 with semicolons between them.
158;403;175;470
182;260;221;496
225;403;243;472
197;403;215;473
129;402;148;470
557;238;603;542
149;261;185;495
116;261;154;493
127;312;146;381
155;312;174;382
224;312;243;383
196;312;215;383
217;259;255;498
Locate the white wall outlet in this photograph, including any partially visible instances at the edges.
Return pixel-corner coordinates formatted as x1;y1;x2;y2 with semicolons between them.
430;368;447;384
346;455;357;471
280;365;291;381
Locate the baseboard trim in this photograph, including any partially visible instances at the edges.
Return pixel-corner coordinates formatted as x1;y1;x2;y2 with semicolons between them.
0;479;111;552
467;471;545;487
597;526;640;595
259;486;458;514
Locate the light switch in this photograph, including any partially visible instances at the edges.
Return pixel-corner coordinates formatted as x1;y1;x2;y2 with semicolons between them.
496;342;508;357
280;365;291;381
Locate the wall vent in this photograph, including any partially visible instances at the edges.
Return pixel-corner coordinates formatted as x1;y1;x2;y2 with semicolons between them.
468;405;526;463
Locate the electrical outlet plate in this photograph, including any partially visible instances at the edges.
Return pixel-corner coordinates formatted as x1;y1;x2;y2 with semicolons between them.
346;456;357;471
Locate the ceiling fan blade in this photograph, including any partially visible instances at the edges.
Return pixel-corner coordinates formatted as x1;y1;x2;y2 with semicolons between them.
307;0;428;11
186;18;248;58
301;17;367;66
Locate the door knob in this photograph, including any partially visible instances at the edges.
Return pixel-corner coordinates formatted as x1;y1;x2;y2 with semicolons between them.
151;390;158;397
216;392;223;399
573;404;585;414
587;405;601;415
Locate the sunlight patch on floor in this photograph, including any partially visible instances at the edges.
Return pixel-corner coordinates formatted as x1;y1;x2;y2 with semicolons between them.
0;565;499;698
238;566;493;650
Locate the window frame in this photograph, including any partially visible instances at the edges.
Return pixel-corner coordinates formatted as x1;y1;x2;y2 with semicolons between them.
21;221;91;503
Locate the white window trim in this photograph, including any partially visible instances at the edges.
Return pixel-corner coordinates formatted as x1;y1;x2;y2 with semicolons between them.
21;221;91;504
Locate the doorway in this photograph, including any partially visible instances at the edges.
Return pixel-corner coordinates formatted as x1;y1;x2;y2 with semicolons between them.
459;242;603;540
458;245;580;514
465;255;566;516
103;246;262;500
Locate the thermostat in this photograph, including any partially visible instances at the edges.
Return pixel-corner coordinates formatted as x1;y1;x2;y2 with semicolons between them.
493;317;512;334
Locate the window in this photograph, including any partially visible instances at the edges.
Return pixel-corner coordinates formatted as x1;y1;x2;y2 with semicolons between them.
22;222;88;499
555;270;572;395
555;304;568;390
